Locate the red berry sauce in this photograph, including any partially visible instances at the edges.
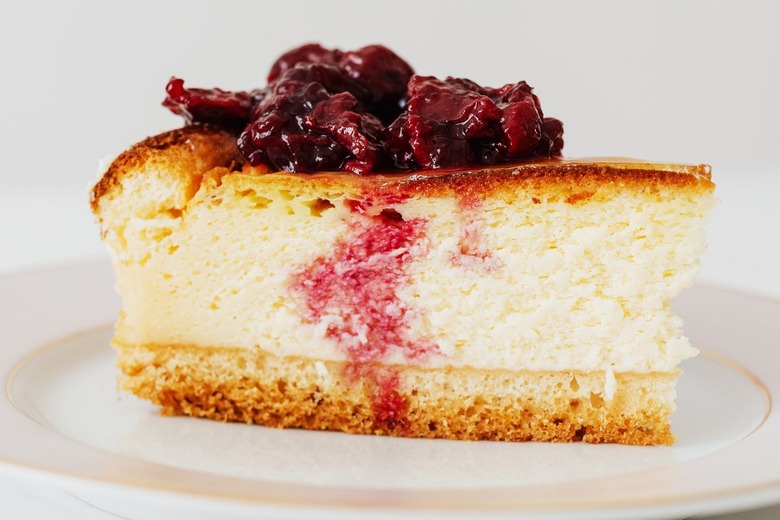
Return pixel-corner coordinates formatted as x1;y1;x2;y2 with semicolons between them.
370;369;408;431
291;208;438;429
385;76;563;169
163;43;564;174
162;78;260;131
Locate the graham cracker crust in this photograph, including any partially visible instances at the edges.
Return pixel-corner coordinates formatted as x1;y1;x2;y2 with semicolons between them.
117;342;677;445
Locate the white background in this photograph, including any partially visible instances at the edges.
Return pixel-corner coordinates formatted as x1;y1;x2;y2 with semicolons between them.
1;0;778;296
0;1;778;518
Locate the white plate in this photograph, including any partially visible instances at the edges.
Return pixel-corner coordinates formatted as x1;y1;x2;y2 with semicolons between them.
1;261;779;520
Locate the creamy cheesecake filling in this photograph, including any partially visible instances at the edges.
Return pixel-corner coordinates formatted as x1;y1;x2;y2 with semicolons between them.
289;211;436;365
109;172;705;380
395;192;705;373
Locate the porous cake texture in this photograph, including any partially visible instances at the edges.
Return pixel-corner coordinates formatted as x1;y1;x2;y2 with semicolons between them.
91;126;715;445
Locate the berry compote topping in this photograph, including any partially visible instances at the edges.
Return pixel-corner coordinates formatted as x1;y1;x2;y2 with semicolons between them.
267;43;344;83
162;78;260;131
266;43;413;124
385;76;564;169
163;43;564;173
338;45;415;124
236;64;386;174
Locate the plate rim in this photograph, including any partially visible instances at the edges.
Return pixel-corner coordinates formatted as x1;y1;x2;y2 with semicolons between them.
1;260;780;519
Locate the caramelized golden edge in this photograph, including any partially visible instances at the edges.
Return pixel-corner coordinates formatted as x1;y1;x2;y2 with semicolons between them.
90;126;714;216
89;125;243;212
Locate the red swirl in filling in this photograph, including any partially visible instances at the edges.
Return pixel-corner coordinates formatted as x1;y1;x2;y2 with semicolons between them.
290;207;437;430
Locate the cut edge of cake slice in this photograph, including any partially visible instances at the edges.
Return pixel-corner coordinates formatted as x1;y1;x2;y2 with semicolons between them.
91;126;715;445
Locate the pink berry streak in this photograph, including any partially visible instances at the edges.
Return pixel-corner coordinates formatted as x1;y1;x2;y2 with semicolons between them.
291;208;438;431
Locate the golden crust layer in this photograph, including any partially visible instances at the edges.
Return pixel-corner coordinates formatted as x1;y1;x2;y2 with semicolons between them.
90;126;243;213
118;343;676;446
91;126;714;217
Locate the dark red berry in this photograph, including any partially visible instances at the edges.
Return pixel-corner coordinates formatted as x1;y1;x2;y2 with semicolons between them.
164;45;563;174
162;77;256;130
385;76;563;170
309;92;385;175
238;64;384;174
263;62;372;112
538;117;565;157
338;45;414;123
268;43;414;124
267;43;343;83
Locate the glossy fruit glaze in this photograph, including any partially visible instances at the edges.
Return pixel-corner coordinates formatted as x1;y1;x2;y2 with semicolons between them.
163;43;563;174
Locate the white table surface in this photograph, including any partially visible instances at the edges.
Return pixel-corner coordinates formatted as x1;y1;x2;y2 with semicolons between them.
1;169;778;520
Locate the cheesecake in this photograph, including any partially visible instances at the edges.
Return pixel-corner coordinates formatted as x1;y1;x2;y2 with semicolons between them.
90;43;715;445
91;125;714;445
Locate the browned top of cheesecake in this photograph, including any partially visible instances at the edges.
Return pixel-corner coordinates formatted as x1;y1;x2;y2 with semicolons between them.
91;126;242;213
94;42;714;211
91;125;713;214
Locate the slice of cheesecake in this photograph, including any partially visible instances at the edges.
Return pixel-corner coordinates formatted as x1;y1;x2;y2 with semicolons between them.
91;125;715;445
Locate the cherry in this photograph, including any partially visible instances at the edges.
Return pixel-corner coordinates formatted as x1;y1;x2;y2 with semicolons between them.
161;44;564;173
